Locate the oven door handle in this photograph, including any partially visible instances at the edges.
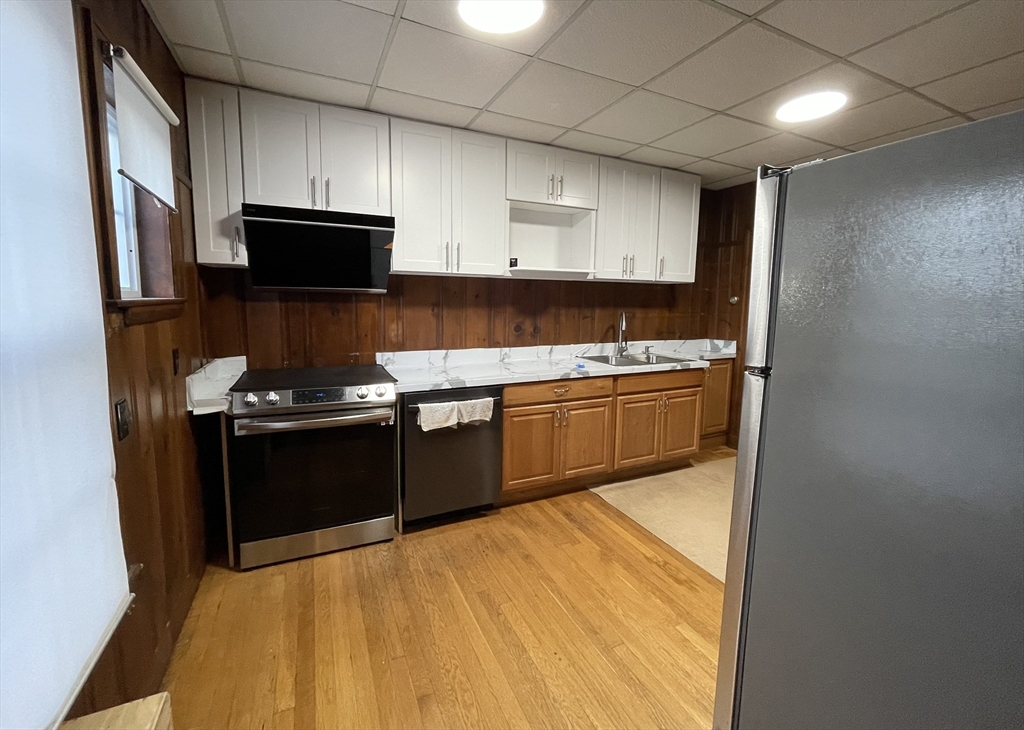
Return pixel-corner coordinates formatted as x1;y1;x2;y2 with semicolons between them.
234;407;394;436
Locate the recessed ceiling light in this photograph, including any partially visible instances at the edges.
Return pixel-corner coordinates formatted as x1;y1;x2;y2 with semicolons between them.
775;91;848;123
458;0;544;34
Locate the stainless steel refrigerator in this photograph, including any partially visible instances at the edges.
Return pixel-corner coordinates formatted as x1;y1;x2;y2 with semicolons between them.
714;111;1024;729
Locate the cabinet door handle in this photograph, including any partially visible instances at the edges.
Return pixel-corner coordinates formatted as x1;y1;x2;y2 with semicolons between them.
622;255;627;277
555;407;561;427
659;256;665;278
325;177;330;209
232;226;240;260
548;174;554;200
311;176;317;208
557;175;563;200
657;397;662;412
563;406;568;424
445;241;450;271
630;255;635;277
664;397;669;413
457;242;461;272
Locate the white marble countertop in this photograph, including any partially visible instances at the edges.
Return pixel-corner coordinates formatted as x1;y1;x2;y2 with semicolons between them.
185;356;246;414
379;339;736;394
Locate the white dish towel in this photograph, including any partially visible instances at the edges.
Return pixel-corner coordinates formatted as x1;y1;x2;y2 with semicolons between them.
417;397;495;431
417;401;458;431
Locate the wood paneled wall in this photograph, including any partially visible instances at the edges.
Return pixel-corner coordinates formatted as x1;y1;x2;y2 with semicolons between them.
695;183;756;447
200;271;704;368
70;0;205;716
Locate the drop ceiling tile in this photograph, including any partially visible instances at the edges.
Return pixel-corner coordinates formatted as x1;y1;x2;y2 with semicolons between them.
717;0;774;15
378;21;528;108
846;117;963;151
917;54;1024;113
680;159;751;184
469;112;566;144
705;171;758;190
177;47;238;84
728;62;901;129
369;88;479;127
969;97;1024;120
786;147;847;165
646;24;830;110
759;0;961;57
848;0;1024;87
553;131;638;157
223;0;390;83
713;133;831;168
621;147;700;168
540;0;740;85
343;0;399;13
652;115;776;157
240;61;370;107
489;61;631;128
401;0;584;55
793;92;950;146
577;91;713;144
147;0;229;53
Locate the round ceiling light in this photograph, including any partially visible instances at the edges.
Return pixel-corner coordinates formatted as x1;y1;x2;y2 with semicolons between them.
458;0;544;34
775;91;848;123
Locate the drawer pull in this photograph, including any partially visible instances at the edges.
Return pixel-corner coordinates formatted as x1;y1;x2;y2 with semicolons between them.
553;386;570;395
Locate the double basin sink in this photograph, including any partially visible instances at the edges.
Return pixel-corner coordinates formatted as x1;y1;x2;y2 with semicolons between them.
582;352;697;367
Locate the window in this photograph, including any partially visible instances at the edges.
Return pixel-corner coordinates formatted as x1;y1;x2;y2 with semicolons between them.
105;102;140;297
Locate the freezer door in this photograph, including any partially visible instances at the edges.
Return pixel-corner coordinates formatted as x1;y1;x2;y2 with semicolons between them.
732;112;1024;729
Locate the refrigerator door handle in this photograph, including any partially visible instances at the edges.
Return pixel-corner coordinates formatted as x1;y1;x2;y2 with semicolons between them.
713;370;769;730
745;166;789;371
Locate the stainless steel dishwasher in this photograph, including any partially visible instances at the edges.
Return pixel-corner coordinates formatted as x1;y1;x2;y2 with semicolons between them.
402;386;502;524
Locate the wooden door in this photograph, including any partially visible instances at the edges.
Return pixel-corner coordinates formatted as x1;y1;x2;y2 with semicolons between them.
561;398;613;479
503;404;561;491
239;89;320;208
657;169;700;283
555;148;599;209
614;393;661;469
451;130;506;276
630;162;661;281
319;105;390;216
662;388;702;459
594;157;631;280
701;360;733;435
506;139;556;205
390;118;451;273
185;79;244;266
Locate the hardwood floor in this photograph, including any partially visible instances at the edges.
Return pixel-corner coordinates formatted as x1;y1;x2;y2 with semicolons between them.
163;470;730;730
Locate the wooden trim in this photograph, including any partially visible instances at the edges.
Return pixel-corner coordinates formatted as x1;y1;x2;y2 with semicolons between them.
120;300;186;326
699;433;728;450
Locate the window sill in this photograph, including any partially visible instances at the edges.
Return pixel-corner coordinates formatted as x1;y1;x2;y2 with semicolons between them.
109;297;186;326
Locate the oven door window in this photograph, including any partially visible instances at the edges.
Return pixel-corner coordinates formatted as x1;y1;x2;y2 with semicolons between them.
228;418;395;543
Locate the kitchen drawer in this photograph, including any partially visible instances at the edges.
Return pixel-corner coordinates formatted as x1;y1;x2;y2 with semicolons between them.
503;377;613;407
616;369;704;395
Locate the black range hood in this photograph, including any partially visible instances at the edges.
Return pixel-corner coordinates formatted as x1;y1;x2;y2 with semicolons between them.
242;203;394;293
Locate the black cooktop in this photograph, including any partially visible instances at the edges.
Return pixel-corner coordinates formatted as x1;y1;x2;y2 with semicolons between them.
230;364;396;392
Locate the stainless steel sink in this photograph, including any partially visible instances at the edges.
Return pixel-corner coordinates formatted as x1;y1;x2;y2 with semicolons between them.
582;354;641;367
625;353;694;365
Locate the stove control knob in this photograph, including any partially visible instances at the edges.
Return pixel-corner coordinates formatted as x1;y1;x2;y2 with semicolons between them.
243;392;258;407
374;385;387;398
356;386;369;399
265;391;280;405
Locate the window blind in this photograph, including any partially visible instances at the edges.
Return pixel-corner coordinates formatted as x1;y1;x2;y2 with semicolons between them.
111;47;178;209
1;2;131;728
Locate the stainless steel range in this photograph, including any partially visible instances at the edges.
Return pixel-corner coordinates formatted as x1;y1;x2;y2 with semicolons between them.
222;365;397;569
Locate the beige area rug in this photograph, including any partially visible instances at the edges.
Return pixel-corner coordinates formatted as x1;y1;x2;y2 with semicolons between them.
592;457;737;581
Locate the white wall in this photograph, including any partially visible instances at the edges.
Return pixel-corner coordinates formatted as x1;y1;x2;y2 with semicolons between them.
0;1;130;728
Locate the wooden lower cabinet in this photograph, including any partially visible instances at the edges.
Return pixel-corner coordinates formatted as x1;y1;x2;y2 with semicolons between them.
701;360;733;436
662;388;702;459
614;393;661;469
503;398;612;491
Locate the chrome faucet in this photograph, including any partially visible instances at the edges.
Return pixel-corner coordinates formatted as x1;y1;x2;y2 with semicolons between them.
616;311;628;356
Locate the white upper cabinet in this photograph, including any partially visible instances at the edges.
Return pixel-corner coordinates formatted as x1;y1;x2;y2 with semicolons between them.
390;119;451;273
506;140;598;210
240;89;321;208
506;140;555;205
657;170;701;283
555;148;600;209
186;79;245;267
451;130;507;276
319;106;391;216
595;158;660;281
